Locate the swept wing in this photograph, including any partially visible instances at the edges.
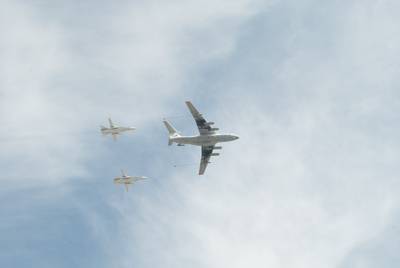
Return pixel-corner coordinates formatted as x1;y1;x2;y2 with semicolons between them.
199;145;216;175
185;101;219;135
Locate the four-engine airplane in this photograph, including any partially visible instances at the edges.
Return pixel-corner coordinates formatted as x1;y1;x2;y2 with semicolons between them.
114;170;147;192
100;118;136;141
163;101;239;175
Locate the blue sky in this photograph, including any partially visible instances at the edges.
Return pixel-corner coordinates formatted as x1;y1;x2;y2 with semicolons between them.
1;0;400;267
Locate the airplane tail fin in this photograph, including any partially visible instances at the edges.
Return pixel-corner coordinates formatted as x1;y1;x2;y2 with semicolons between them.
108;118;115;128
163;120;180;135
163;120;180;146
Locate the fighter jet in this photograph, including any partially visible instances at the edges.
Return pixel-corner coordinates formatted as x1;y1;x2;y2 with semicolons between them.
163;101;239;175
100;118;136;141
114;170;147;192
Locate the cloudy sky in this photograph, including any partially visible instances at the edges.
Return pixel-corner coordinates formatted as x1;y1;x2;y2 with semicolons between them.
1;0;400;267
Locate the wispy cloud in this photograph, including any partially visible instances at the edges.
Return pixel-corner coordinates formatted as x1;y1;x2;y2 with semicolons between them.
0;0;267;185
1;0;400;267
106;1;400;268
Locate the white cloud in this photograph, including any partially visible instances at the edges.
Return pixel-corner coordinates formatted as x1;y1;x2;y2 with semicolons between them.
0;1;80;184
3;0;399;267
108;1;400;267
0;0;265;186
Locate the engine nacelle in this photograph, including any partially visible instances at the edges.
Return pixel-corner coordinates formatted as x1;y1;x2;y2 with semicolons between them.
211;153;220;156
214;146;222;150
210;128;219;131
205;122;215;126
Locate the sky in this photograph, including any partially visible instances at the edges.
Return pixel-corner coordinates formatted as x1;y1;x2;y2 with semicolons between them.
1;0;400;267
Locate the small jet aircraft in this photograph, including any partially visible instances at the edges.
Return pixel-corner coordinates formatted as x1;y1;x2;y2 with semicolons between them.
163;101;239;175
114;170;148;192
100;118;136;141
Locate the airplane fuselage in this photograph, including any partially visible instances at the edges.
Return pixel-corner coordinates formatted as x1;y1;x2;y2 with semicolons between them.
171;133;239;146
114;176;147;184
101;127;136;135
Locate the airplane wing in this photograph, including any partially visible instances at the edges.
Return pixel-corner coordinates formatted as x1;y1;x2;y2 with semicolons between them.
199;145;215;175
185;101;218;135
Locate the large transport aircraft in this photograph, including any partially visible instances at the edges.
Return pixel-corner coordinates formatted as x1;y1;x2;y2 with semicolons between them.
163;101;239;175
100;118;136;141
114;170;147;192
